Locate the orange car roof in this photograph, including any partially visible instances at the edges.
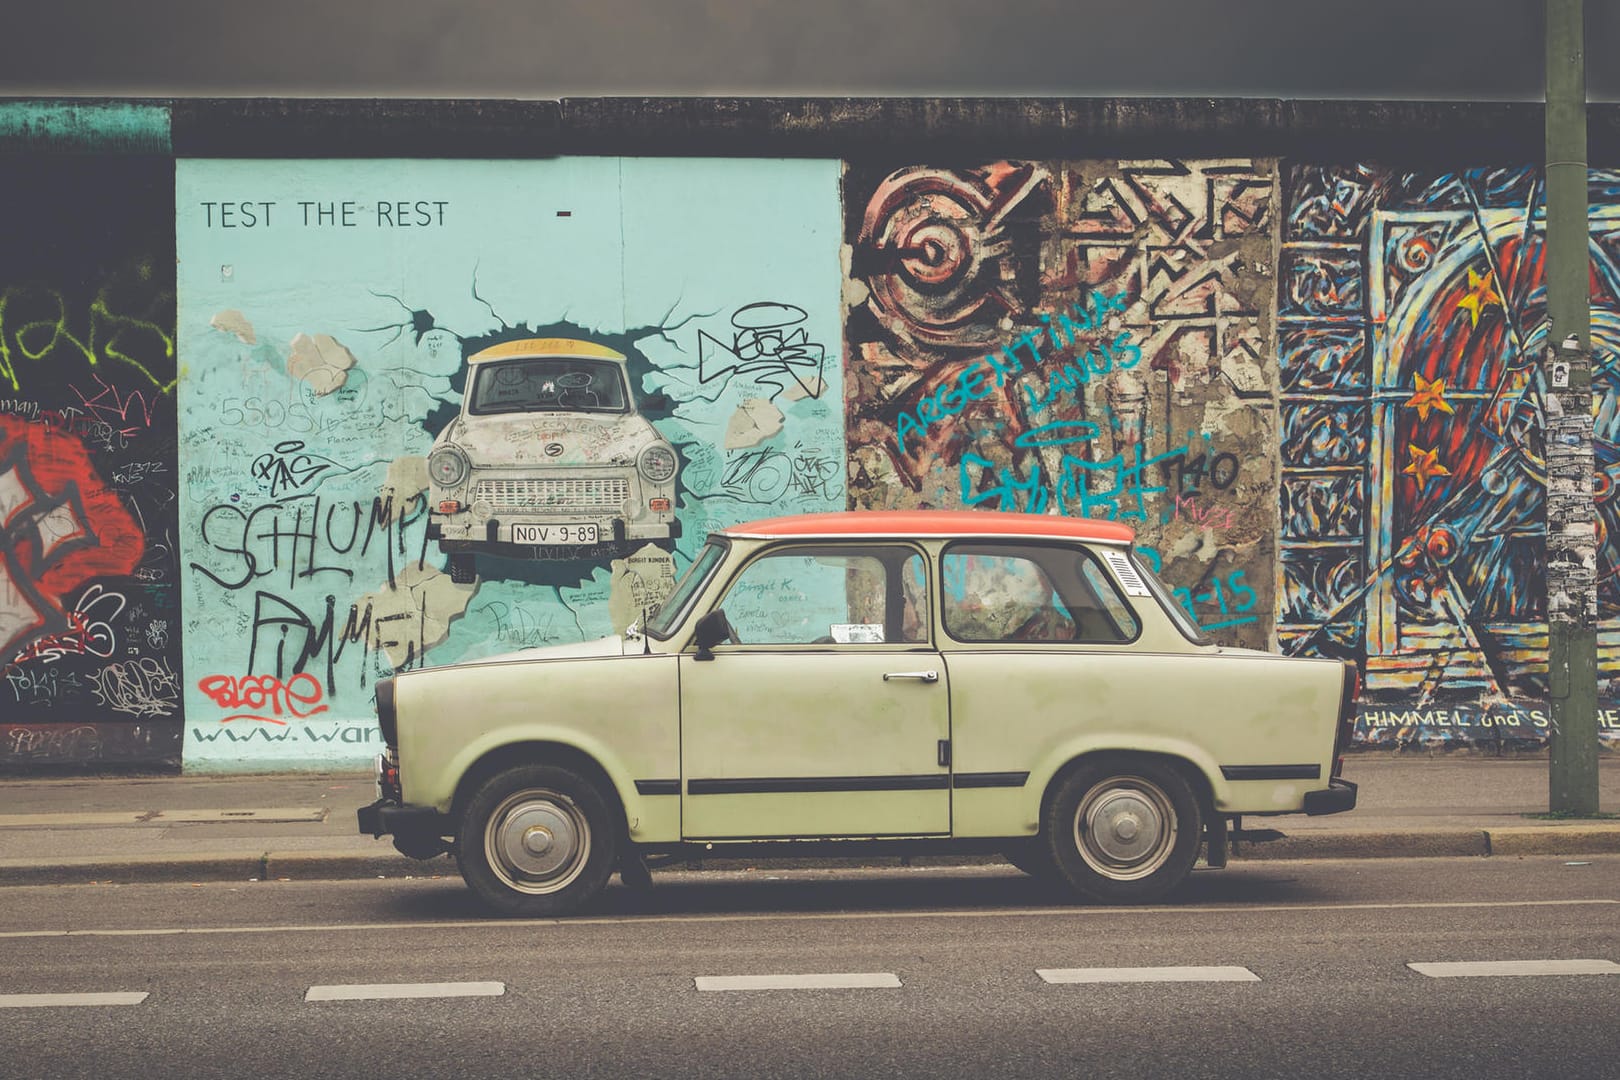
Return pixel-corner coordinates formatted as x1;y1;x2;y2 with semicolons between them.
723;510;1136;544
467;338;627;364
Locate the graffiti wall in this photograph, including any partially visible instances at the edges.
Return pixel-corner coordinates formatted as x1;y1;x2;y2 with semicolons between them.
1278;165;1620;744
844;159;1279;647
176;158;842;770
0;156;183;768
3;121;1617;772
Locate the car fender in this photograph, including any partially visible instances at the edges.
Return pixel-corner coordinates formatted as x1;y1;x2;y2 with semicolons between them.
393;654;682;843
1023;732;1227;825
414;722;676;844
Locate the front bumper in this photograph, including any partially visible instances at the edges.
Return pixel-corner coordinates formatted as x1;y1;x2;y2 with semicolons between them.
359;752;451;851
357;798;454;860
1302;777;1358;816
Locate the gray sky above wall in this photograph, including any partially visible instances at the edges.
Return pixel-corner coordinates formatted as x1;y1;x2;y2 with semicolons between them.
3;0;1616;102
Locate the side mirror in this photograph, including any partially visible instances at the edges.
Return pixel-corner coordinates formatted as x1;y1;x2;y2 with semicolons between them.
692;609;733;662
642;392;673;412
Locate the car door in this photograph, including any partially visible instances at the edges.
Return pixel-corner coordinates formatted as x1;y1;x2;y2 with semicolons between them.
939;540;1147;837
678;541;950;840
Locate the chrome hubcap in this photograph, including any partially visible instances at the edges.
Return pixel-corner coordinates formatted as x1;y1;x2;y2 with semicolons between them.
1074;777;1176;881
486;790;590;895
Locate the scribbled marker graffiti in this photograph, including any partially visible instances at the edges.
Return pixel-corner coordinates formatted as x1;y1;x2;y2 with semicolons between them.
196;672;329;725
709;443;844;505
698;302;827;400
250;440;335;498
89;657;180;718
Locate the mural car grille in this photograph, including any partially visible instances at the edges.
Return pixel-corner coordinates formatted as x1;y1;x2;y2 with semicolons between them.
474;478;630;511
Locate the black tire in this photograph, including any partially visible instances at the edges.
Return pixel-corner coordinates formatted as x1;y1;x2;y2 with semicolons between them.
457;764;617;917
1002;840;1056;879
1042;755;1203;904
618;851;654;891
448;554;477;584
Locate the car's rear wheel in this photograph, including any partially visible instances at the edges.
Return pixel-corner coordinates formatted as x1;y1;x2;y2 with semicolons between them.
447;554;477;584
457;764;616;916
1043;755;1202;904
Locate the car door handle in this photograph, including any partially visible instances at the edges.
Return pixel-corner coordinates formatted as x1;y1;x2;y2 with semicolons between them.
882;670;939;683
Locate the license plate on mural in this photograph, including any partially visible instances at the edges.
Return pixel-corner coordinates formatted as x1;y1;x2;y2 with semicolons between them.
512;523;599;545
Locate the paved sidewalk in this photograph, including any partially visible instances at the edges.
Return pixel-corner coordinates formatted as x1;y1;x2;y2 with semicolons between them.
1;753;1617;887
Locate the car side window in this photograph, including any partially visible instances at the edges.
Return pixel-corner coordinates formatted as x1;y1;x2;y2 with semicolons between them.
718;544;929;646
1074;553;1140;642
942;542;1138;644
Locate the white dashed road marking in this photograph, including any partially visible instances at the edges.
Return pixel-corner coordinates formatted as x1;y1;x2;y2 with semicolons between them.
1038;966;1261;984
694;973;903;991
304;981;506;1001
9;960;1616;1009
0;992;149;1008
1407;960;1619;978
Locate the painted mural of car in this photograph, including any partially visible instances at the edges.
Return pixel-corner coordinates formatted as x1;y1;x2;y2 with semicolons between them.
359;509;1359;917
425;337;680;580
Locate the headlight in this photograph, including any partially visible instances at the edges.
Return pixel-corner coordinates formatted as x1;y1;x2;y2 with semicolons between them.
638;444;677;483
427;446;469;488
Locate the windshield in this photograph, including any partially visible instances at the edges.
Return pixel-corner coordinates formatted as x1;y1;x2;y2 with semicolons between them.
645;539;728;639
468;358;629;415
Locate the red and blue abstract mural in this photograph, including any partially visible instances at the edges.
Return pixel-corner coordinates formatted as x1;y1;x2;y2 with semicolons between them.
1280;165;1620;742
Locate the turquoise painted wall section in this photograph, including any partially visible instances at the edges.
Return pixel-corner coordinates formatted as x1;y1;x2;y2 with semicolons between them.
176;158;844;770
0;101;170;152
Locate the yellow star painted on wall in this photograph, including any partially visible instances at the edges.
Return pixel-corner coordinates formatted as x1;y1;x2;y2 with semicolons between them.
1455;267;1502;327
1403;373;1456;422
1403;443;1452;490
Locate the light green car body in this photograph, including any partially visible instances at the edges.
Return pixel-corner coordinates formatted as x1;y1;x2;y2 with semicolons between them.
386;518;1352;850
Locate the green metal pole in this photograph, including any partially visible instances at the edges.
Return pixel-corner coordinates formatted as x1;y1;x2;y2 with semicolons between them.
1545;0;1600;814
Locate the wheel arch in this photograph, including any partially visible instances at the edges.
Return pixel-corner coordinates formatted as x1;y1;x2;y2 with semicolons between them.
1035;748;1216;837
452;740;629;841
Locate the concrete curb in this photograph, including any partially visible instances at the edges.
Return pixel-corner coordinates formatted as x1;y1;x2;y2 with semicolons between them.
1486;824;1620;856
1233;830;1490;860
0;853;267;886
261;851;449;881
0;850;446;886
4;826;1619;886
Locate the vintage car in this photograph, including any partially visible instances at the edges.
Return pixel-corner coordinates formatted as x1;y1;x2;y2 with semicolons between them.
424;337;680;580
359;509;1358;916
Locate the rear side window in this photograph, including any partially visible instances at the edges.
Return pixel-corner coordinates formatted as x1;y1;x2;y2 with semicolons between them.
941;542;1139;644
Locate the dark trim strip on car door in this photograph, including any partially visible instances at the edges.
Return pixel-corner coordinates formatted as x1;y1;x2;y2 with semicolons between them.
686;775;950;795
634;779;680;796
1219;764;1322;781
952;772;1029;789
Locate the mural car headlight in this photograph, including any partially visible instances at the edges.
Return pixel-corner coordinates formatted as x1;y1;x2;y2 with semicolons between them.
428;446;470;489
638;444;677;483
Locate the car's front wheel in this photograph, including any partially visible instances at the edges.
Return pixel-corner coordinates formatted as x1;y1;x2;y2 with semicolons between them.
1043;755;1202;904
457;764;617;916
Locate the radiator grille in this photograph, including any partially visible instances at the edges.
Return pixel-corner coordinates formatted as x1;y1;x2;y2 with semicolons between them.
474;477;629;512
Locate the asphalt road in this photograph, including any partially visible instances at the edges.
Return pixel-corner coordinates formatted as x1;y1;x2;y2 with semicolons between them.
2;857;1617;1080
